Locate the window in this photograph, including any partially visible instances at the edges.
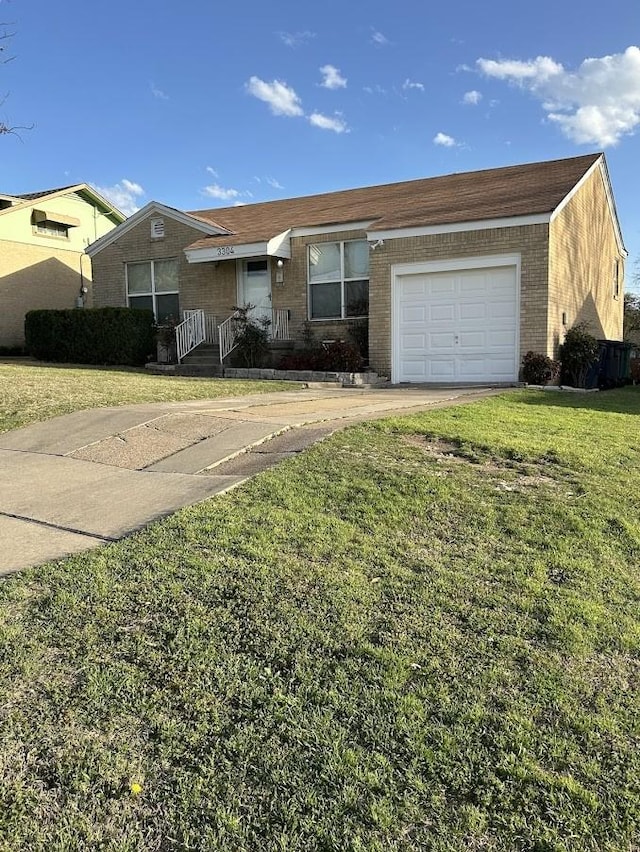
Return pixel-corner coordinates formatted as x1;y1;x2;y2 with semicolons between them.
308;240;369;319
126;258;179;323
613;258;623;299
34;220;69;238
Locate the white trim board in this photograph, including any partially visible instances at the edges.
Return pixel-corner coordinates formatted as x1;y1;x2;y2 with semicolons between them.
185;230;292;264
548;155;626;257
290;220;375;238
367;214;549;242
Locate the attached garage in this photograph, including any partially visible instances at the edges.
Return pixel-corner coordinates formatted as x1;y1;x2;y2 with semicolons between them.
392;255;520;384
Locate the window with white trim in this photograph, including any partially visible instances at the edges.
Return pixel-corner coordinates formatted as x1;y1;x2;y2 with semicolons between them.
308;239;369;320
126;258;179;323
34;220;69;238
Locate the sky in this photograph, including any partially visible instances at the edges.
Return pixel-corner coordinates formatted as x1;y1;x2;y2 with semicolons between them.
1;0;639;284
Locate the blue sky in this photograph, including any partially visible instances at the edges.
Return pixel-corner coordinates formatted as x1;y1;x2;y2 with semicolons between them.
2;0;639;283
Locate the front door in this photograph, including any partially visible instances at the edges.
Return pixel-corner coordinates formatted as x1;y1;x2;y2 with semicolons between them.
238;259;271;327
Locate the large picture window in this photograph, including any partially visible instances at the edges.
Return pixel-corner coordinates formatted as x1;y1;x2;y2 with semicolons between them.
308;240;369;320
126;259;179;323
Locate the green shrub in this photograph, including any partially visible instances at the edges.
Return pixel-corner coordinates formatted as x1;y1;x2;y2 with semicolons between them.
521;351;560;385
24;307;156;366
559;322;601;388
229;305;271;368
279;341;363;372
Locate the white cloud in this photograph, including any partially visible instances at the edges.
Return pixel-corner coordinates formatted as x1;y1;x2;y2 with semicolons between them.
94;179;145;217
476;46;640;146
150;83;169;100
478;55;563;82
320;64;347;90
246;76;304;117
308;112;349;133
266;177;284;189
462;89;482;105
403;79;425;91
202;184;241;201
363;84;387;95
433;132;457;147
278;30;315;48
206;166;218;177
371;29;389;46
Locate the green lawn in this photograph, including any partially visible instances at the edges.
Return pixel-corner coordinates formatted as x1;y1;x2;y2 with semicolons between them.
0;361;297;433
1;388;639;851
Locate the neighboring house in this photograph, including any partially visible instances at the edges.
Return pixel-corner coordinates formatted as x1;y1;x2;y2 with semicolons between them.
0;185;124;348
86;153;626;383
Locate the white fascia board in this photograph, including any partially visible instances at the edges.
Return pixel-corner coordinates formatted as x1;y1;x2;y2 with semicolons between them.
367;213;550;241
266;229;292;259
549;155;627;256
290;220;376;237
391;253;521;277
185;241;268;264
85;202;230;257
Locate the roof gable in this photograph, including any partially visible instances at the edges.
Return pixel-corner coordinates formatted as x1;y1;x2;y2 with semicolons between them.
0;184;125;225
85;201;231;257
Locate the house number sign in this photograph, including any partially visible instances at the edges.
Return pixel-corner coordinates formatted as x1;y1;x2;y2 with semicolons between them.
216;246;235;256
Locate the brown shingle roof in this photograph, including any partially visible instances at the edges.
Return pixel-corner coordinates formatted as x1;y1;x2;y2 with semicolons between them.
185;153;601;250
15;185;78;201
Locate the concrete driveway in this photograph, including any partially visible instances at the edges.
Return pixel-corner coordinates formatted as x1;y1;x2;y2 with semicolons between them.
0;386;500;575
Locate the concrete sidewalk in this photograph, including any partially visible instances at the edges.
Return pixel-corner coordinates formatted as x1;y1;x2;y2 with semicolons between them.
0;386;501;575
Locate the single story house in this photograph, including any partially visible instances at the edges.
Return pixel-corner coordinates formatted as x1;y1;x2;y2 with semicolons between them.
0;184;124;348
86;153;625;383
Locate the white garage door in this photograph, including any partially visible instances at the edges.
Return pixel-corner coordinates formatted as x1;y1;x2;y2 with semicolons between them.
394;263;518;383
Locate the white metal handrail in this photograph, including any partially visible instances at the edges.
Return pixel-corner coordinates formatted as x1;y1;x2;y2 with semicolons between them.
218;310;242;364
176;309;206;363
203;313;220;344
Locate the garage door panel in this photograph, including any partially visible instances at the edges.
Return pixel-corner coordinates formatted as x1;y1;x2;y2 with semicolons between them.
429;332;456;350
429;277;456;297
395;263;518;383
430;304;455;321
402;333;427;351
458;331;486;349
459;302;487;321
401;305;427;323
400;359;427;379
401;278;428;296
429;359;456;379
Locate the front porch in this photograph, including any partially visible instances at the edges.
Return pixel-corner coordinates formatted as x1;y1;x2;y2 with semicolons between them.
174;307;292;364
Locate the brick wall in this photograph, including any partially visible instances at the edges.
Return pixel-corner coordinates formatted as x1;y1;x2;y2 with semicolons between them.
548;165;624;355
0;239;92;346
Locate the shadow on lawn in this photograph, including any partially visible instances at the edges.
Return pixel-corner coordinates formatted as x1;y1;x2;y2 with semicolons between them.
0;358;147;375
517;385;640;416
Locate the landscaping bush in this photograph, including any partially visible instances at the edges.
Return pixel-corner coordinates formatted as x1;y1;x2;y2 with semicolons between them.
521;350;560;385
24;307;156;366
229;305;271;368
559;322;600;388
279;341;363;372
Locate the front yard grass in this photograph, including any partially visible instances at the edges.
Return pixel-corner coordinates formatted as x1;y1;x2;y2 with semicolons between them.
0;388;639;850
0;360;297;433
